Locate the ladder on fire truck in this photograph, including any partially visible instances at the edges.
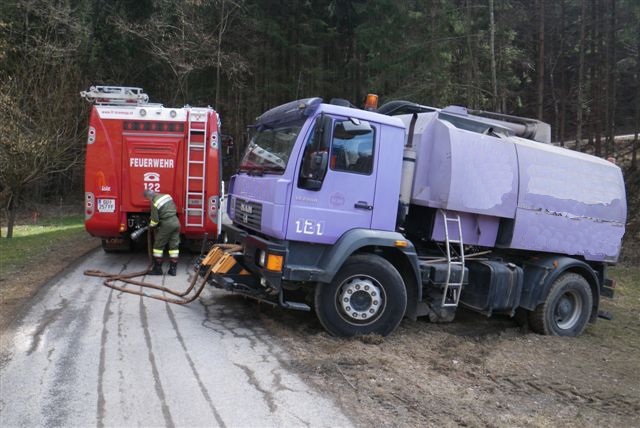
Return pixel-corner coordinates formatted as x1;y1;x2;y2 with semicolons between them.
185;109;208;227
80;86;149;105
440;210;465;307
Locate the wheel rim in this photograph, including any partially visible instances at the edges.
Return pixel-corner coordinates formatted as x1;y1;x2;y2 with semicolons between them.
336;275;386;325
554;289;583;330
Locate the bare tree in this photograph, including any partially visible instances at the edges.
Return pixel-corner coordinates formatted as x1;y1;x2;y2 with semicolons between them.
536;0;545;120
633;33;640;171
112;0;247;105
0;79;81;238
575;0;587;150
489;0;498;111
606;0;616;155
0;0;87;238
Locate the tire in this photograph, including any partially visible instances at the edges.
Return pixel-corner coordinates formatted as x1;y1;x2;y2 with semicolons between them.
314;254;407;337
528;273;593;337
101;239;115;253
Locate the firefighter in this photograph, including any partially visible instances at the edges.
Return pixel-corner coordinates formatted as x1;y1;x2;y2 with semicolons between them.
143;189;180;276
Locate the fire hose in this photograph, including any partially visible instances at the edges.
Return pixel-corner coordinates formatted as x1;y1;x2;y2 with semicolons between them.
84;228;242;305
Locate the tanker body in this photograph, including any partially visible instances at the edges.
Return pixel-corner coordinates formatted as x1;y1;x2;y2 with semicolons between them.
201;96;626;338
81;86;223;251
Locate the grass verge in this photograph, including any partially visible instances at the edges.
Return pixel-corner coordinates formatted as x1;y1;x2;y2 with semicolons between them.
1;216;87;272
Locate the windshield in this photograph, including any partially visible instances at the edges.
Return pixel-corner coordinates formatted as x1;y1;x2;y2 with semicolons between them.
239;119;306;174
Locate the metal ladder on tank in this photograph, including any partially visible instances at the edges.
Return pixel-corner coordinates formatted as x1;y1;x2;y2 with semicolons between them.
441;210;465;307
185;109;208;227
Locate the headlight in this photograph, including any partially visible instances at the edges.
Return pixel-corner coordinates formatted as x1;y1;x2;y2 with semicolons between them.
258;250;266;267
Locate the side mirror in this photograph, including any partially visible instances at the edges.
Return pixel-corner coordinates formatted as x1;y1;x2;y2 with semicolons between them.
299;115;332;191
303;178;323;191
300;150;328;190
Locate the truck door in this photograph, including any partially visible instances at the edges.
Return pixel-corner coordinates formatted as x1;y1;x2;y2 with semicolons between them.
122;134;182;213
287;115;377;244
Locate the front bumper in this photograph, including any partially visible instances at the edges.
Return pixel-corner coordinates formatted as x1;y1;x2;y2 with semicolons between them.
215;223;288;291
198;227;310;311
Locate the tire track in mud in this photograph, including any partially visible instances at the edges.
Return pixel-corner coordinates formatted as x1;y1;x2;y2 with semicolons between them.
321;323;639;425
483;374;640;417
426;331;640;418
439;331;640;418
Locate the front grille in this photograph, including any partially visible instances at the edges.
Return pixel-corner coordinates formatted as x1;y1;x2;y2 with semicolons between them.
234;198;262;230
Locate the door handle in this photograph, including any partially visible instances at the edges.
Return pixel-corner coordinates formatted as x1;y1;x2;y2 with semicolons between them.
354;201;373;210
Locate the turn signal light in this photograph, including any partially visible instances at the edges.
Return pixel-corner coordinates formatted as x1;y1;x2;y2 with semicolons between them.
119;224;127;232
266;254;284;272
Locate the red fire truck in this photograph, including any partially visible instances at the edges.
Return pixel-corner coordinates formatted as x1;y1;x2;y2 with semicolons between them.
80;86;223;251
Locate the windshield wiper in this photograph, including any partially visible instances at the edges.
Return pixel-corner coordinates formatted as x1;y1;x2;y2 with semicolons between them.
261;165;285;174
238;165;265;176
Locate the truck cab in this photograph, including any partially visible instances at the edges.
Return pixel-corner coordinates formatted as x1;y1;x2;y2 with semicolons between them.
228;98;404;243
220;98;412;335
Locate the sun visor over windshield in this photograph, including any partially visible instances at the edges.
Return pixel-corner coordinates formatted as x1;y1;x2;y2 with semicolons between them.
255;97;323;129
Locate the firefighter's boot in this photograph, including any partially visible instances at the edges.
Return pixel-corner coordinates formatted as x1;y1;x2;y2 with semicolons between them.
149;258;163;275
168;260;178;276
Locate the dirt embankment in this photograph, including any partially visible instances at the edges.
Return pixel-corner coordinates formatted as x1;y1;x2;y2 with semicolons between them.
252;268;640;427
0;230;99;332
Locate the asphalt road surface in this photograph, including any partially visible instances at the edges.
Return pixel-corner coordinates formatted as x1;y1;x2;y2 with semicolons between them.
0;250;352;427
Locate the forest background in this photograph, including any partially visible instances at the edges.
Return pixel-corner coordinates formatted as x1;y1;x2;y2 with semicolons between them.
0;0;638;253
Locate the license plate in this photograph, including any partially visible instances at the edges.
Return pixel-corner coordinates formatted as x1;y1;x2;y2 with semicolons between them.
97;198;115;213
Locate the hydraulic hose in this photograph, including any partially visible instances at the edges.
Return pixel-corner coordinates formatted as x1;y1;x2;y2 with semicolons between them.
84;228;242;305
84;264;214;305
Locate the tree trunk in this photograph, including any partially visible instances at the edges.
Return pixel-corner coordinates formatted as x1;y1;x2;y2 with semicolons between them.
633;35;640;170
550;64;559;142
589;0;600;157
215;0;225;109
489;0;498;111
537;0;545;120
575;0;586;151
465;0;480;107
606;0;616;155
559;0;567;146
430;2;438;103
5;192;17;239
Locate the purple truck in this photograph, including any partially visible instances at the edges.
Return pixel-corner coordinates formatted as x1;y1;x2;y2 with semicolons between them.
206;97;627;337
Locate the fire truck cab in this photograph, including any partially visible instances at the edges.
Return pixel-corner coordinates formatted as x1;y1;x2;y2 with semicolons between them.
81;86;222;251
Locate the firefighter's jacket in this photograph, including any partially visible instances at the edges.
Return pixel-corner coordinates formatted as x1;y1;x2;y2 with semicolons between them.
150;193;179;229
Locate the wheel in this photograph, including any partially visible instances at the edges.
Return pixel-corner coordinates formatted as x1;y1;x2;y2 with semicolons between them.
529;273;593;337
314;254;407;337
